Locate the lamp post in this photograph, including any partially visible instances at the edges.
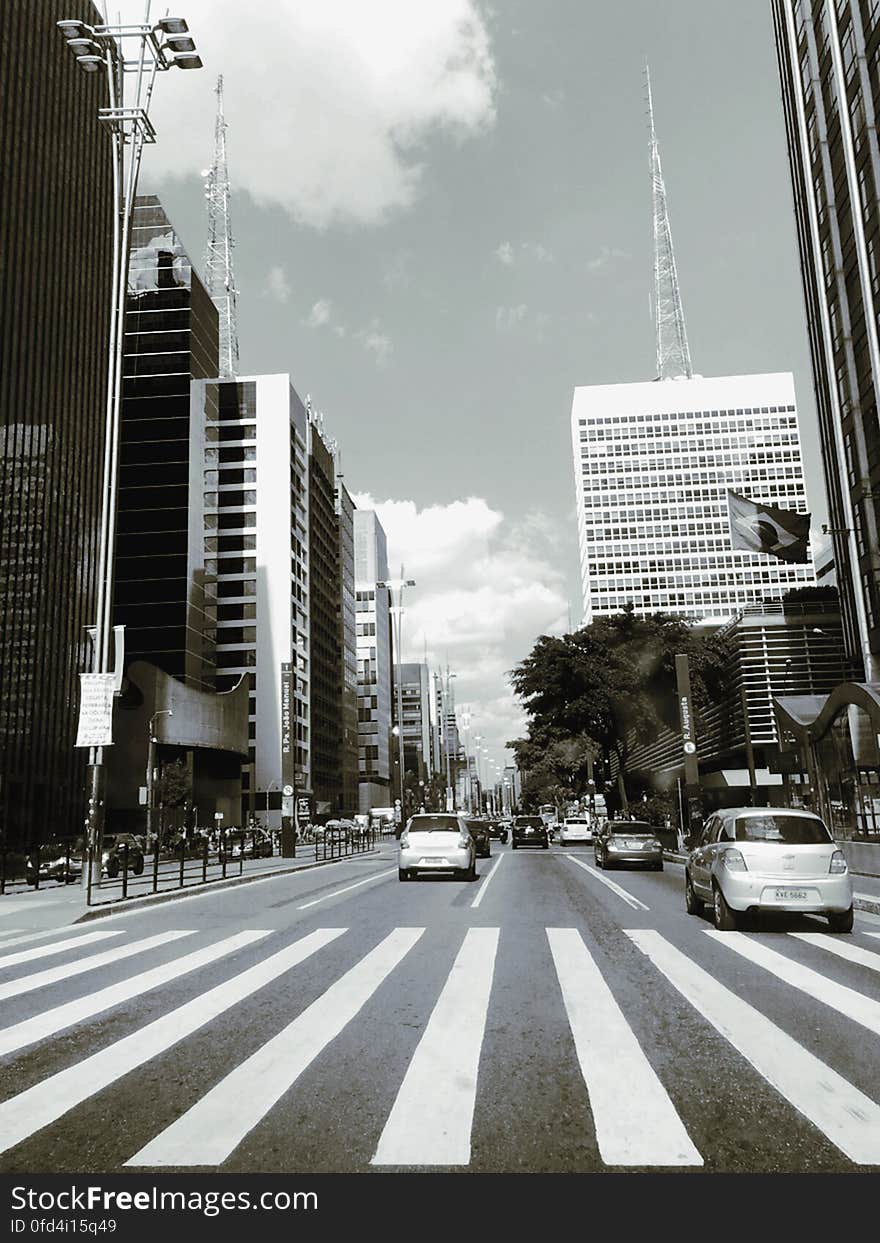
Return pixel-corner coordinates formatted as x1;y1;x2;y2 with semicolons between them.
59;8;202;889
377;570;416;826
438;666;457;810
146;709;173;853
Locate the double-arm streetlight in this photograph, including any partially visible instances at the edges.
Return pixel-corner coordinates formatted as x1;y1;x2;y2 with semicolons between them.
59;7;202;888
377;570;416;825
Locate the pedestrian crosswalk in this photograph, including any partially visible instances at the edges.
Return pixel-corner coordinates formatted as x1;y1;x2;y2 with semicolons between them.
2;918;880;1170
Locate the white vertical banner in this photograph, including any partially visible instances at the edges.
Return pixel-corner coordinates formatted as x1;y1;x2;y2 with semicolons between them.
75;674;117;748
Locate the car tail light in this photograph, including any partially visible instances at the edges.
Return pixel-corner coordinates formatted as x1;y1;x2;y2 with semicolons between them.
722;849;748;872
400;833;410;849
458;834;471;850
829;849;848;874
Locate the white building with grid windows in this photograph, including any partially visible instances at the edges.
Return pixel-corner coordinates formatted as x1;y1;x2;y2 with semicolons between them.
571;371;817;623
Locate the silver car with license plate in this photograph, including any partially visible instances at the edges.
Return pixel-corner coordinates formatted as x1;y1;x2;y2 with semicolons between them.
398;813;476;881
685;807;853;932
594;820;664;870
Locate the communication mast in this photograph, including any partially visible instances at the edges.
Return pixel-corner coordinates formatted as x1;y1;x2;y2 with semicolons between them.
203;75;239;377
646;63;692;381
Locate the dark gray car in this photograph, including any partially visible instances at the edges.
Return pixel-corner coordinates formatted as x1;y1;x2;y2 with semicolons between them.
594;820;663;870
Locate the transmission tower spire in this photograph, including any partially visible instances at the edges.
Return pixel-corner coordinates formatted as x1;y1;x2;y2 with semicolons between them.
203;75;239;378
646;63;692;381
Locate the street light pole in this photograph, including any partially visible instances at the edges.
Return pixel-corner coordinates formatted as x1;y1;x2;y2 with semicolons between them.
377;570;416;827
59;8;202;889
439;666;457;810
146;709;173;852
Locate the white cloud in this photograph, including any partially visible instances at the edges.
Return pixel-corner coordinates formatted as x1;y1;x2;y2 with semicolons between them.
586;245;630;271
495;304;550;341
119;0;497;229
350;493;569;763
493;240;553;266
265;265;291;303
305;299;335;329
494;241;514;266
305;301;393;360
355;324;393;366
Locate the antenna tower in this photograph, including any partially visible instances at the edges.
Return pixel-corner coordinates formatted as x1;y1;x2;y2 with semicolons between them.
646;64;692;380
204;75;239;378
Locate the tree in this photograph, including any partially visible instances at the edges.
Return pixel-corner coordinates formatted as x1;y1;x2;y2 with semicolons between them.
509;609;732;806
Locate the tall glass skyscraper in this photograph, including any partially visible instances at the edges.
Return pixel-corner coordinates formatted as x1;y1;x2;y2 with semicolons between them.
772;0;880;680
571;372;817;622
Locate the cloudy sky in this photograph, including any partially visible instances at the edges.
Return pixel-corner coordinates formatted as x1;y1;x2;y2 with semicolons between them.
119;0;826;770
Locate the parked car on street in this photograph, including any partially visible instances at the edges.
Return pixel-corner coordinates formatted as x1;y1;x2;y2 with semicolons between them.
684;807;853;932
594;820;663;870
465;818;491;859
101;833;145;877
559;815;593;845
398;813;476;881
26;838;83;886
511;815;549;849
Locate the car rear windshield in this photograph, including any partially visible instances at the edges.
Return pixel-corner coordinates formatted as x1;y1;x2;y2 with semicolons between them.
516;817;544;828
566;819;589;825
465;821;487;831
734;815;832;844
407;815;461;832
608;822;654;836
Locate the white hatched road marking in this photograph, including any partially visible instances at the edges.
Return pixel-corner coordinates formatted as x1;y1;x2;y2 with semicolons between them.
0;930;269;1058
563;855;650;911
372;927;500;1166
128;927;424;1167
0;931;195;1002
298;868;397;910
628;929;880;1164
706;930;880;1037
470;854;504;909
0;929;24;939
0;928;345;1158
0;927;114;952
789;932;880;974
0;929;124;971
547;928;701;1166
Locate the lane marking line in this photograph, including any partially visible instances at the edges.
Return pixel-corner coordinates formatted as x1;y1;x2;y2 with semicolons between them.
0;928;344;1157
372;927;500;1166
298;868;397;910
563;855;650;911
627;929;880;1164
471;854;504;909
128;927;423;1167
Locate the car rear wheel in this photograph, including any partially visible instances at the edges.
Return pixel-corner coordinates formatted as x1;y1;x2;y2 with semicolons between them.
132;857;145;876
398;868;409;882
653;861;664;872
511;842;518;850
595;851;603;868
827;906;854;933
685;871;703;915
713;882;738;931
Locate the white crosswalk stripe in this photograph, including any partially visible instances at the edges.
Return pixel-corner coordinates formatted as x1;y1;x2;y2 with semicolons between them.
788;932;880;974
547;927;702;1166
0;931;195;1002
706;929;880;1038
128;927;424;1167
0;926;112;952
0;930;270;1058
372;927;499;1166
627;929;880;1164
0;929;124;971
0;928;346;1157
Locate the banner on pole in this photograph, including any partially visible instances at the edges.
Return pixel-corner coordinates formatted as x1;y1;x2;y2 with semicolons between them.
75;673;117;748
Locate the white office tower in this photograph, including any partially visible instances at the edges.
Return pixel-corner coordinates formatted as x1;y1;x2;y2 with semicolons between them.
193;374;311;822
572;372;816;622
571;72;816;623
353;510;393;812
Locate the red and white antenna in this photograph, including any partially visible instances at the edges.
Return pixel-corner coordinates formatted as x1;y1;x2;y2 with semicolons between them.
203;74;239;377
646;63;692;380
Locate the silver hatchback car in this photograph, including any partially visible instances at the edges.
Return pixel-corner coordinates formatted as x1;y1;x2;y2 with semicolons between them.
398;813;476;881
685;807;853;932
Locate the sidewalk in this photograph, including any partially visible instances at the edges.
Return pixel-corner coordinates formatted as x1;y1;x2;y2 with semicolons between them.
0;842;391;938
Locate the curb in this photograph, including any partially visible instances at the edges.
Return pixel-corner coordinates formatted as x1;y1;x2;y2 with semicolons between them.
662;850;880;915
72;848;383;922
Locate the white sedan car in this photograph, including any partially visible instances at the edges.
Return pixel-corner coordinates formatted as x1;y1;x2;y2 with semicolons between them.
398;813;476;881
558;816;593;845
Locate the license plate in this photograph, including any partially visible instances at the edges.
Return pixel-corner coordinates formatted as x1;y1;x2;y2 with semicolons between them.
420;858;449;867
775;888;808;901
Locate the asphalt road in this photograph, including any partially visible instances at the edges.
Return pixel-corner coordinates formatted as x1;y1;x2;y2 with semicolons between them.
3;838;880;1175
